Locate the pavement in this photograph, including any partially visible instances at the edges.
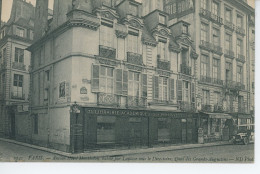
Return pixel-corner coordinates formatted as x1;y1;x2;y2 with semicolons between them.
0;137;232;159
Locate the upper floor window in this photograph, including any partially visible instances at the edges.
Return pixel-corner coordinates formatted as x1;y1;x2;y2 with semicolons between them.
159;76;168;101
15;48;24;64
237;65;243;83
201;0;208;9
100;25;113;47
158;41;167;61
201;54;209;77
159;14;166;25
225;8;232;22
201;23;209;41
213;58;220;80
128;71;140;97
13;74;23;98
213;28;220;46
225;33;232;51
100;66;114;94
237;15;243;28
129;4;138;16
202;89;210;105
214;92;221;106
182;25;188;34
212;1;219;16
237;38;243;55
128;33;138;53
225;62;232;81
16;27;25;37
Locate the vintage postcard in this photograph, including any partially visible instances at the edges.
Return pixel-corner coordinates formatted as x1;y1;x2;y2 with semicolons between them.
0;0;255;163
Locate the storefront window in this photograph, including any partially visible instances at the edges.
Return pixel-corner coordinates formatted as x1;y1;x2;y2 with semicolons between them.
97;116;116;144
158;118;170;142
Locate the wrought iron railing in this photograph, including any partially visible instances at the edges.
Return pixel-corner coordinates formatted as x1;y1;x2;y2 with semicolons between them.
199;8;223;25
200;40;211;51
127;52;143;66
225;106;234;113
126;96;147;108
201;104;212;112
225;80;237;90
211;44;222;55
224;20;235;30
236;82;245;90
237;54;245;63
157;58;170;71
212;78;223;85
214;104;224;113
99;45;116;59
11;92;25;100
180;64;191;75
200;75;211;83
97;93;120;106
179;101;196;112
236;26;245;36
12;62;26;71
224;49;235;58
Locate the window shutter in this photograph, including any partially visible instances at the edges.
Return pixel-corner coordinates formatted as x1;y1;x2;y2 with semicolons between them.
177;80;183;101
122;70;128;96
142;74;147;98
116;69;123;95
191;82;195;103
153;76;159;100
91;64;100;92
170;78;175;101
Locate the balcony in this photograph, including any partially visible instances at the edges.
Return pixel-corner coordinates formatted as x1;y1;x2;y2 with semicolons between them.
180;64;191;75
212;78;223;86
199;40;211;52
99;45;116;59
12;62;26;71
97;93;120;106
201;104;212;112
127;52;143;66
157;58;170;71
224;49;235;59
179;101;196;112
199;8;223;25
237;54;245;63
200;75;211;83
225;80;237;90
236;26;245;36
238;105;247;114
211;44;223;55
11;92;25;100
225;106;234;113
214;104;224;113
126;96;147;108
236;82;245;90
224;20;235;31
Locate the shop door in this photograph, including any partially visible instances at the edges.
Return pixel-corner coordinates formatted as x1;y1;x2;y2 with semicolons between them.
172;119;182;144
10;111;15;138
72;113;84;153
129;118;142;147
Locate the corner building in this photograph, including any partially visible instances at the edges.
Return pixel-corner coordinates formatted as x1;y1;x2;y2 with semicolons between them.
29;0;200;153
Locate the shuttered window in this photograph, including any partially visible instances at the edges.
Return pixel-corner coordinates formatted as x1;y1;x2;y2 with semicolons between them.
128;71;140;97
142;74;147;98
115;69;123;95
177;80;183;101
100;66;114;93
191;82;195;103
122;71;128;96
92;65;100;92
153;76;159;100
170;78;175;101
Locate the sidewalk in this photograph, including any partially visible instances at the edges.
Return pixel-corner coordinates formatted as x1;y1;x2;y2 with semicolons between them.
0;137;232;159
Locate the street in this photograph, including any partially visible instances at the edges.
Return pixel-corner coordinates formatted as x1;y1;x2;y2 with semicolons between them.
0;140;254;163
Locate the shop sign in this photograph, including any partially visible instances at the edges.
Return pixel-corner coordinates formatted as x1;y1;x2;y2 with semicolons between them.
80;87;88;94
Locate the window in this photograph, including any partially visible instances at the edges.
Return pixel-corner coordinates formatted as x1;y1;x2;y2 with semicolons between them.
237;66;243;83
226;62;232;81
1;74;5;97
59;81;66;98
201;23;209;41
128;71;140;97
13;74;23;98
202;90;210;105
159;14;166;25
183;81;190;102
237;15;243;28
129;4;138;16
158;41;167;60
212;1;219;16
128;34;138;53
201;55;209;77
237;38;243;55
225;8;232;22
225;33;232;51
100;66;114;94
201;0;208;9
100;25;113;47
34;114;38;134
16;27;25;37
213;58;220;80
159;77;168;101
15;48;24;63
214;92;221;105
97;116;116;143
181;48;188;65
213;28;220;46
182;25;188;34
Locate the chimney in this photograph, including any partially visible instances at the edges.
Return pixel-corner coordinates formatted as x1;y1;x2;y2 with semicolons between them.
34;0;49;41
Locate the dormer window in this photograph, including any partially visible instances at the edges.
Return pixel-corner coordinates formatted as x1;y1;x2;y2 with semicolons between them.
129;4;138;16
159;14;166;25
182;25;188;34
16;27;25;37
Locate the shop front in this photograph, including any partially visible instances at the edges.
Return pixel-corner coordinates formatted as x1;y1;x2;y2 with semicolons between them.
232;113;254;132
70;106;198;152
198;112;232;142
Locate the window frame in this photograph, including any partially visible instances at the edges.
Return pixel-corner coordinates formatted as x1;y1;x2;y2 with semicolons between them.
100;66;114;94
128;71;140;97
158;76;168;101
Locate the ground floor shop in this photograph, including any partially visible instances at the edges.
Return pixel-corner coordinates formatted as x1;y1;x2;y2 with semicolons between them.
70;106;199;153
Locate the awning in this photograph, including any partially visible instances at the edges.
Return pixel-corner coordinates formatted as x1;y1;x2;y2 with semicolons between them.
200;112;232;119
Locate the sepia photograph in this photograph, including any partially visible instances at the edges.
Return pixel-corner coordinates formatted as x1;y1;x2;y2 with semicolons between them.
0;0;256;167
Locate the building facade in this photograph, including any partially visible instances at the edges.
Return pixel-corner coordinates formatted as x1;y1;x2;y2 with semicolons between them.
0;0;34;139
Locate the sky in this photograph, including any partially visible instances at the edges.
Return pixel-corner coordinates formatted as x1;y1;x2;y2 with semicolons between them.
0;0;255;22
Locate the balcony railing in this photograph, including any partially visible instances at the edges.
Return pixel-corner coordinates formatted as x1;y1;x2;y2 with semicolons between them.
157;58;170;71
199;40;211;51
126;96;147;108
225;81;245;91
97;93;120;106
127;52;143;66
224;20;235;30
180;64;191;75
199;8;223;25
211;44;223;55
225;106;234;113
237;54;245;63
179;101;196;112
214;104;224;113
200;40;222;55
200;75;211;83
236;26;245;36
12;62;26;71
236;82;245;90
224;49;235;59
99;45;116;59
11;92;25;100
212;78;223;85
201;104;212;112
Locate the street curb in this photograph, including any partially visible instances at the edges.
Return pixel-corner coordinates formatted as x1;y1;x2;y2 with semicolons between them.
0;138;232;159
